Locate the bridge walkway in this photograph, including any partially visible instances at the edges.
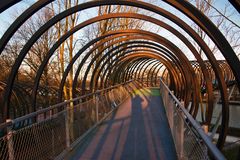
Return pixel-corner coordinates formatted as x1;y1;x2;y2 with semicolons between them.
66;88;177;160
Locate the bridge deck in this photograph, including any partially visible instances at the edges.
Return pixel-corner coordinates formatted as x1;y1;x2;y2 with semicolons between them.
66;88;177;160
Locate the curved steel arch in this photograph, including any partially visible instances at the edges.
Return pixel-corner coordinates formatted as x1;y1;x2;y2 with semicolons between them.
153;64;165;86
106;55;168;88
88;40;183;93
100;54;176;94
125;59;146;82
4;11;223;128
0;0;53;53
163;0;240;90
101;48;183;98
66;29;195;101
100;58;150;89
140;60;160;85
57;32;134;102
1;1;238;90
68;29;197;106
79;40;191;103
146;61;162;87
0;0;227;127
0;1;229;114
112;53;180;88
96;55;146;90
100;50;185;101
73;35;202;127
0;0;237;149
121;50;186;100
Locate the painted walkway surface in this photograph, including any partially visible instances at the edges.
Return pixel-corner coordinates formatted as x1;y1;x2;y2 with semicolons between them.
66;88;177;160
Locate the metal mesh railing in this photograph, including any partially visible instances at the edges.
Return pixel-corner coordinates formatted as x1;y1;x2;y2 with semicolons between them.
159;78;226;160
0;81;131;160
0;112;66;160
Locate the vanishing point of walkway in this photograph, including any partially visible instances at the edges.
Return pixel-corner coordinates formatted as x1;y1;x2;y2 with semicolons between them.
66;88;177;160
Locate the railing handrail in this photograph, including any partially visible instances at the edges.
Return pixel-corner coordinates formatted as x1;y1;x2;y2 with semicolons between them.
159;78;226;160
0;80;132;130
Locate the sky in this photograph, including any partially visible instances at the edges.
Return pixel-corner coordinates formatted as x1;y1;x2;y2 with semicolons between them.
0;0;239;34
0;0;239;60
211;0;240;25
0;0;239;35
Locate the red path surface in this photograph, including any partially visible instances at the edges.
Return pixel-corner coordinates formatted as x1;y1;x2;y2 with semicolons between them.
66;88;177;160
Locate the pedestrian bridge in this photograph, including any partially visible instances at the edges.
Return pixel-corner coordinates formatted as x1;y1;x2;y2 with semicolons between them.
66;87;177;160
0;0;240;159
0;80;225;160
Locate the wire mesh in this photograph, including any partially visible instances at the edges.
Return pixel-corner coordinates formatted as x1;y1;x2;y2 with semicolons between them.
0;82;131;160
174;106;209;160
0;135;8;160
160;79;219;160
0;112;66;160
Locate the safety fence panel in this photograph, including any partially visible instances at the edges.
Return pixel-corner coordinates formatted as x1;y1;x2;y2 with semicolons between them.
0;112;66;160
0;81;132;160
160;78;225;160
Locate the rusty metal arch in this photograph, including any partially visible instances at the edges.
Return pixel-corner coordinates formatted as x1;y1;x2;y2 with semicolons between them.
135;59;163;82
99;58;150;89
140;60;160;85
162;0;240;90
129;59;161;86
77;38;186;94
1;1;238;92
108;57;147;86
105;55;175;90
0;0;237;149
125;59;146;82
0;0;226;129
146;61;162;87
0;1;229;116
99;49;185;102
99;54;177;96
153;64;165;86
80;42;182;92
88;43;183;94
79;40;191;105
96;56;146;90
111;53;180;88
123;50;185;100
119;52;177;91
67;28;197;107
2;11;222;132
79;39;190;102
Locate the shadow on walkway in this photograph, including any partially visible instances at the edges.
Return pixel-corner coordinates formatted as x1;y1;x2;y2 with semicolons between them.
66;87;177;160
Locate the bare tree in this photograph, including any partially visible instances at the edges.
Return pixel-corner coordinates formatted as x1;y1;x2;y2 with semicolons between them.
190;0;240;58
88;5;144;88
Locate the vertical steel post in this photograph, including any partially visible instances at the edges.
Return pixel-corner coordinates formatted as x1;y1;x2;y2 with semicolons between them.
6;119;14;160
95;92;99;122
65;103;70;149
176;102;184;159
168;97;174;132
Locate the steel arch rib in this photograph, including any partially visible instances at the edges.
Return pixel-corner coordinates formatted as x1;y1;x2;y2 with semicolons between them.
0;0;233;148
